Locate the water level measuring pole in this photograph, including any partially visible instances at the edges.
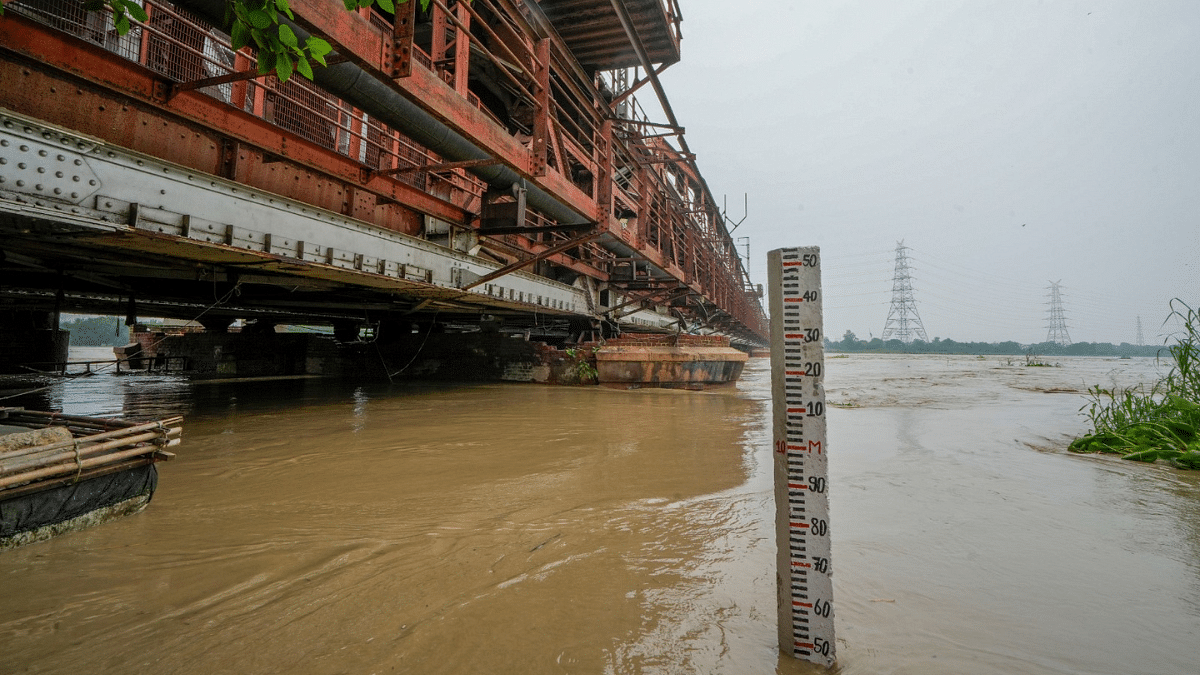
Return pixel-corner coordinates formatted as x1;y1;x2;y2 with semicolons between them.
768;246;835;667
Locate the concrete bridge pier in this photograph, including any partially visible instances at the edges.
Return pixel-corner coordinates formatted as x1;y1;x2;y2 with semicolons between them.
0;311;69;374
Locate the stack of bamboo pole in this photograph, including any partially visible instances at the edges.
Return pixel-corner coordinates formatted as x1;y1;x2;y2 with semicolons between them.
0;408;180;501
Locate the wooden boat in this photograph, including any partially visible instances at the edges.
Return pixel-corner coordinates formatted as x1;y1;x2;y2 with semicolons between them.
0;408;181;550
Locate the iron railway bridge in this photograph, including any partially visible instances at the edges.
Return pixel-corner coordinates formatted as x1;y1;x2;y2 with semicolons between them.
0;0;767;357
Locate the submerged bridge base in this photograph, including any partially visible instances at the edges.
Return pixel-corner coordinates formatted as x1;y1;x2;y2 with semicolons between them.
105;329;751;388
121;329;600;385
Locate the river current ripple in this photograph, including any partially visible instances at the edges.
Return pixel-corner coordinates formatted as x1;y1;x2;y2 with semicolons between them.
1;351;1197;674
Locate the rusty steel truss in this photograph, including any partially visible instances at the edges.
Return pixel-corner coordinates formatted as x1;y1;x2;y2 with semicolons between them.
0;0;767;344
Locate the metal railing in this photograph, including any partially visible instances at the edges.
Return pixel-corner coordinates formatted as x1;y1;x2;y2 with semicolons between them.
9;0;484;207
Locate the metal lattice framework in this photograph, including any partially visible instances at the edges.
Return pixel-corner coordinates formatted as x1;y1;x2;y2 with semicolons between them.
881;241;928;343
1045;281;1071;345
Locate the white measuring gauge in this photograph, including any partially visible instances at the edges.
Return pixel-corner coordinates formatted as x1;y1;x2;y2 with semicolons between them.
768;246;835;667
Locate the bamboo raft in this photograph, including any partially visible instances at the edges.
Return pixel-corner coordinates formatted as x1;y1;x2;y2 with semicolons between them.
0;407;181;550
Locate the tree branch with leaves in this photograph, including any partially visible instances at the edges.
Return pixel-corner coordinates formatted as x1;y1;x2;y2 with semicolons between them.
2;0;435;84
227;0;340;82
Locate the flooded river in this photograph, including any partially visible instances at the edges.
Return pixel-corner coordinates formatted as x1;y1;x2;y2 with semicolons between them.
2;351;1198;674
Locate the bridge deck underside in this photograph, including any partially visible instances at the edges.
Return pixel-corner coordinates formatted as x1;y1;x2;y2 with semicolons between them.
536;0;681;70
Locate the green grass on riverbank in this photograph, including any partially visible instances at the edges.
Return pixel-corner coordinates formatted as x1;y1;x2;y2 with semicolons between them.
1070;300;1200;469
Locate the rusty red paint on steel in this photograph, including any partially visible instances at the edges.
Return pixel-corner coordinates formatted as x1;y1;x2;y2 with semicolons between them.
280;0;664;261
0;15;470;228
285;0;545;175
605;333;731;348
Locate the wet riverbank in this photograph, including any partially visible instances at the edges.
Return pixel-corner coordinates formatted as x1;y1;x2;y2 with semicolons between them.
2;353;1197;673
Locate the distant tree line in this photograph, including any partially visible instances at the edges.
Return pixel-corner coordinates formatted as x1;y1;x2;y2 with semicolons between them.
825;330;1166;357
60;315;129;347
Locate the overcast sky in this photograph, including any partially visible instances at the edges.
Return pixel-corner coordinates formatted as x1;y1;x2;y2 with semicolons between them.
654;0;1198;345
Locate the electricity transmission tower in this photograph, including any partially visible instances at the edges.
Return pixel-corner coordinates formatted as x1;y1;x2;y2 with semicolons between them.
1045;281;1072;345
881;241;928;343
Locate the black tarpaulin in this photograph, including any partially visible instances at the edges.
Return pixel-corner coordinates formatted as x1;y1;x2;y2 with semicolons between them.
1;464;157;538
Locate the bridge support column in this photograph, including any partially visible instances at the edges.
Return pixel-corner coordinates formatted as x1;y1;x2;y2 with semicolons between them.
0;311;69;374
132;330;339;378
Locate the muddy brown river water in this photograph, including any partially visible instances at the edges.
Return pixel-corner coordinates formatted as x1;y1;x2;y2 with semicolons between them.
2;351;1198;674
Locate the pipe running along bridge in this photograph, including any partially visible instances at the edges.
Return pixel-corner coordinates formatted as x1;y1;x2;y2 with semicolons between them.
0;0;767;369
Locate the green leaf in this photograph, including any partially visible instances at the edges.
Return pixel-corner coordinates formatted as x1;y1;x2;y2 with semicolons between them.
230;20;251;50
376;0;394;13
275;0;294;20
247;8;273;29
277;23;298;49
257;50;276;74
275;56;294;83
295;55;313;79
114;13;130;35
249;27;269;50
120;0;148;23
306;36;333;58
342;0;356;10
